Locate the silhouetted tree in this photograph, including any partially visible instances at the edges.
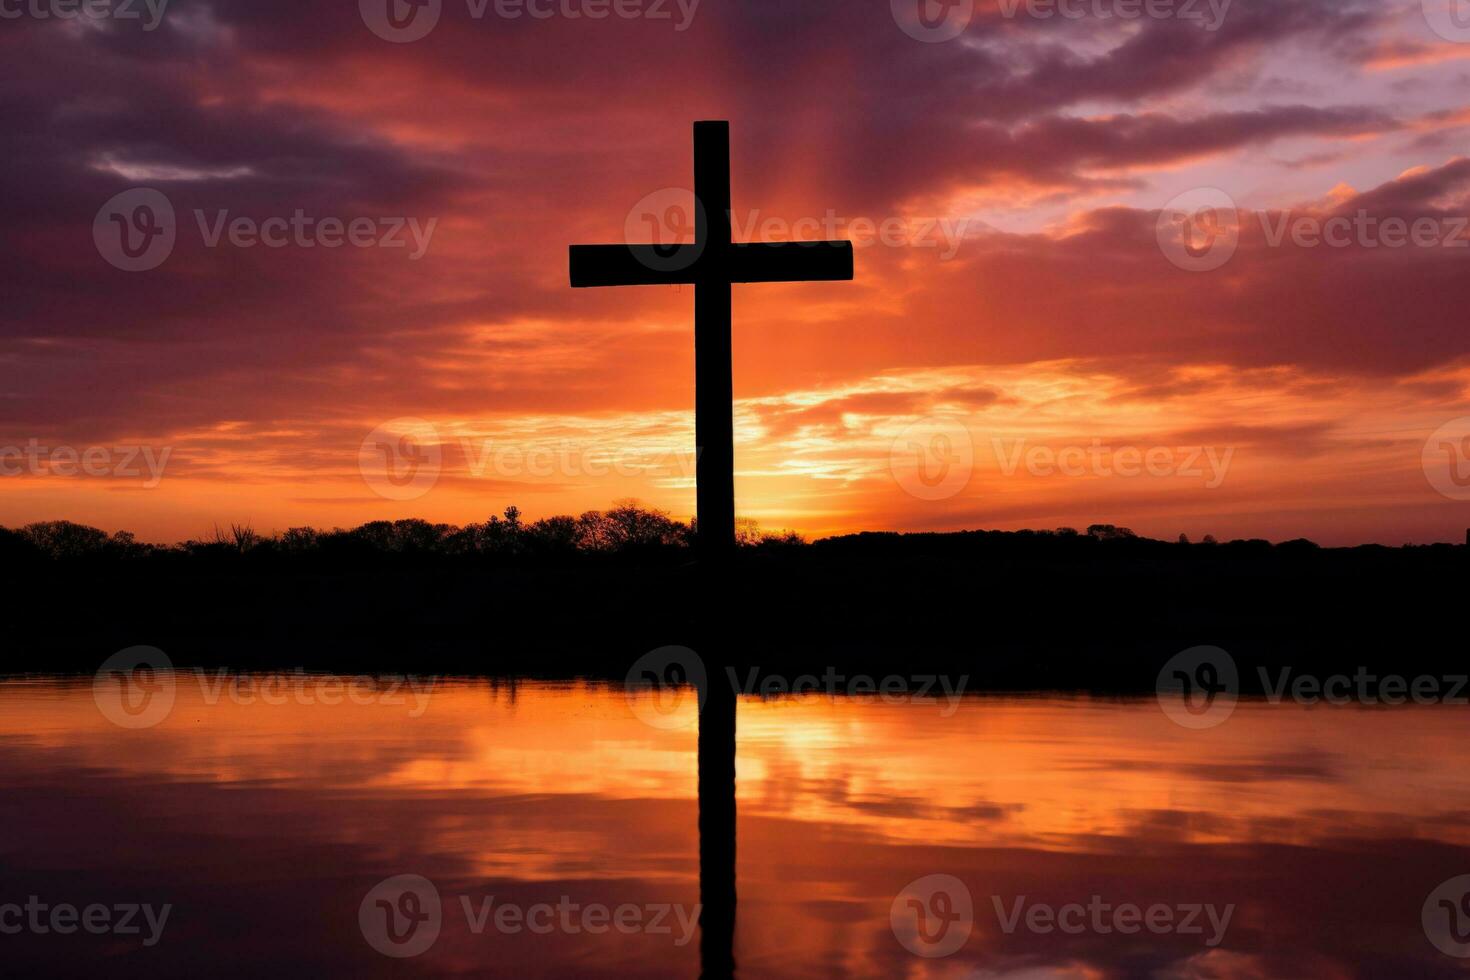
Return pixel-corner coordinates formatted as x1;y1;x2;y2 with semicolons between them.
22;521;111;558
602;499;686;550
525;515;580;555
280;527;319;552
213;523;259;554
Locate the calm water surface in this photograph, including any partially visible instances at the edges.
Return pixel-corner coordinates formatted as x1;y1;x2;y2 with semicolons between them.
2;675;1468;977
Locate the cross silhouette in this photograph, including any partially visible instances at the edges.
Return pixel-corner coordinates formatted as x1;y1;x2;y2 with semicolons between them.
569;121;853;558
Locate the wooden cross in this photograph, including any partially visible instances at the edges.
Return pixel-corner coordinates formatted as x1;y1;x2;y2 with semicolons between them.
569;120;853;558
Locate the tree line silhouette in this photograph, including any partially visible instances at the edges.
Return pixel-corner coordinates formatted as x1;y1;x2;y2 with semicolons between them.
8;502;1461;566
3;501;1464;679
0;501;803;564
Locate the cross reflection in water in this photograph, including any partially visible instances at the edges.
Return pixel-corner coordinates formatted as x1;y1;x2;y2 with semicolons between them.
698;672;736;979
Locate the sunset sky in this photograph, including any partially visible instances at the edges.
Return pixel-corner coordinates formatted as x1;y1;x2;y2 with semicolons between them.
4;0;1470;544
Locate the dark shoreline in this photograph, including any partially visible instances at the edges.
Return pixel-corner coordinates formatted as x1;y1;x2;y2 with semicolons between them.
6;526;1465;692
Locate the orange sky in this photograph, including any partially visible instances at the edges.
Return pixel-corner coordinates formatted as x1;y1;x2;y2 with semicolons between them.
4;0;1470;544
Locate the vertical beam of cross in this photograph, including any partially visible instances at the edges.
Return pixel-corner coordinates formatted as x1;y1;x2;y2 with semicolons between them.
697;673;737;977
693;122;735;559
569;121;854;560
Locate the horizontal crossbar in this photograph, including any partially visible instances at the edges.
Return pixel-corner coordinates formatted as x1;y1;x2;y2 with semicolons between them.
569;241;853;287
